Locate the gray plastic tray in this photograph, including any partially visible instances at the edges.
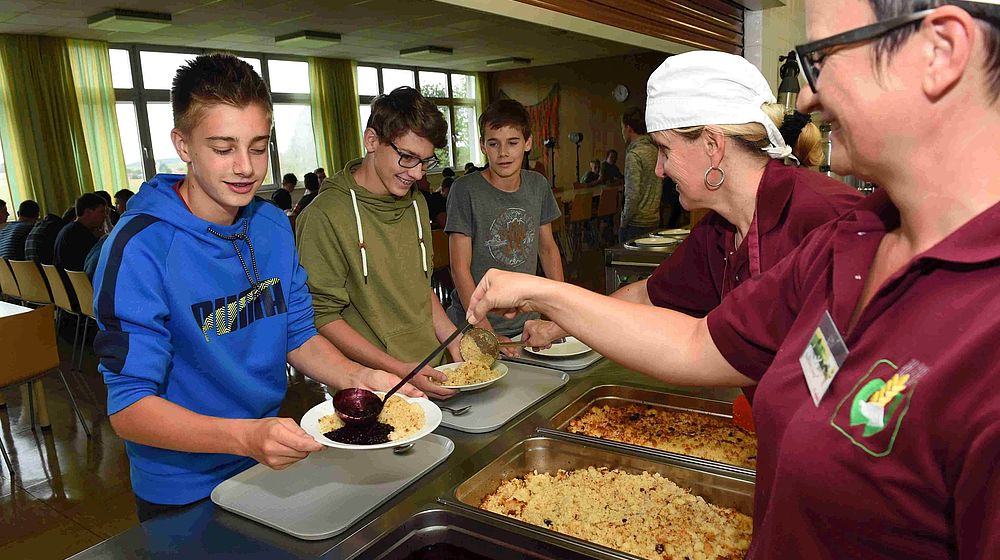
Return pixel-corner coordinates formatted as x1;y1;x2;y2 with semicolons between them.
439;363;569;433
504;350;603;372
210;433;454;540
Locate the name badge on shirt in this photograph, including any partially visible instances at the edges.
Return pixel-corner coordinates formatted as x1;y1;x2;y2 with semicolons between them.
799;310;849;406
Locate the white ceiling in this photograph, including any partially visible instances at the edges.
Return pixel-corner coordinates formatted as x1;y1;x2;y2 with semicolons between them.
0;0;652;71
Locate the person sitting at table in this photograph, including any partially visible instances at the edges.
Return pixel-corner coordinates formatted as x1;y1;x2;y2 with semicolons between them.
581;159;600;184
93;53;420;523
469;2;1000;554
589;149;623;186
0;200;40;260
55;193;106;271
524;51;861;357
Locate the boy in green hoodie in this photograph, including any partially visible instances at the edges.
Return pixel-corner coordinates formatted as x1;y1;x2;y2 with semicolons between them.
296;87;460;399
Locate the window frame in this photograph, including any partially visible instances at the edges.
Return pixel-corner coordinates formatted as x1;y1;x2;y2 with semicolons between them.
356;63;479;173
110;44;314;188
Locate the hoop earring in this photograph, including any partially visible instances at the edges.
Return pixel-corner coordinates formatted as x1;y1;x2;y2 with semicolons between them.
704;166;725;191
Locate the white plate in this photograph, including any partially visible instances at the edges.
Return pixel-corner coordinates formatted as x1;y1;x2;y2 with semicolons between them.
513;334;593;357
301;393;441;450
433;361;509;391
633;236;678;246
653;228;690;236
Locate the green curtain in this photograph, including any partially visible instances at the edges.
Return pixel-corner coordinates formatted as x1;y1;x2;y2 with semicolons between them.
476;71;491;115
309;57;362;172
0;35;94;214
66;39;127;195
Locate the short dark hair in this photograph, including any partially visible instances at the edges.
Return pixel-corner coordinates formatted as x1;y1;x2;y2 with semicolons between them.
868;1;1000;101
17;200;40;218
621;106;647;134
367;86;448;149
76;193;105;217
478;99;532;140
282;173;297;186
62;206;76;221
590;159;601;166
314;167;325;175
172;53;272;133
441;167;455;178
303;172;319;191
114;189;134;204
94;190;112;206
607;149;618;158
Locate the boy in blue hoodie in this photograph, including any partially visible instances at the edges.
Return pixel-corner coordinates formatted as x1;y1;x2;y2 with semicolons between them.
93;54;420;522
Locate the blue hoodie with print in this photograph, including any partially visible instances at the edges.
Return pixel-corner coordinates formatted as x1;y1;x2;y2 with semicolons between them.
92;174;317;505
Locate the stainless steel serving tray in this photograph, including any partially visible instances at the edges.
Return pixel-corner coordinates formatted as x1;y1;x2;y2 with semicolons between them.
441;436;753;560
538;385;756;479
345;508;606;560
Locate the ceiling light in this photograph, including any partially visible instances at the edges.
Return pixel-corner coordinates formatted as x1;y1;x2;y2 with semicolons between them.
274;30;342;48
486;57;531;68
87;9;172;32
399;46;453;60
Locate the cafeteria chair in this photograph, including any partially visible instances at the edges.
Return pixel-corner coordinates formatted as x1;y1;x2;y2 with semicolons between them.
64;270;97;375
8;259;53;307
567;192;594;256
0;258;20;302
596;189;619;247
549;213;572;262
41;265;98;406
431;229;452;307
0;305;91;476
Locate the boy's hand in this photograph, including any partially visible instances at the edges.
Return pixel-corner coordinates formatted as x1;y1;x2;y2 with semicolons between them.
495;333;521;358
400;363;457;400
350;366;426;399
522;319;565;350
240;417;324;469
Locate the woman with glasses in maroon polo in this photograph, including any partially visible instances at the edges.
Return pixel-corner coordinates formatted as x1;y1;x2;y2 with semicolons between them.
467;1;1000;557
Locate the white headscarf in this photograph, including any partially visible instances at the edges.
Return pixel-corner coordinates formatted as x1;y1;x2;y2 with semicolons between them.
645;51;792;160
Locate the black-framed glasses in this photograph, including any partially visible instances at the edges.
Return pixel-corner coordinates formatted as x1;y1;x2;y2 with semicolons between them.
389;141;439;170
795;9;935;92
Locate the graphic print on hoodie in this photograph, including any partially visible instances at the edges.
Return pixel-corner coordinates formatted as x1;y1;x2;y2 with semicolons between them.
92;174;317;505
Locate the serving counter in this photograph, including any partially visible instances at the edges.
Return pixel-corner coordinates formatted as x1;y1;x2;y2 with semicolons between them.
69;359;742;560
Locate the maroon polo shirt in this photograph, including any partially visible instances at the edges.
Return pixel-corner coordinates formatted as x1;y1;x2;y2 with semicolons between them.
707;189;1000;558
646;159;862;317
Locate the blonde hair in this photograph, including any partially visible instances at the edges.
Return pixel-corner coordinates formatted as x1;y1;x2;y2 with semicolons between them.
761;103;824;167
671;104;823;167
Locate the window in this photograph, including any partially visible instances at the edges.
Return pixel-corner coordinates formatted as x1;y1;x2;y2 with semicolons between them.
115;102;144;189
110;45;318;188
268;60;309;94
273;104;318;179
356;65;481;172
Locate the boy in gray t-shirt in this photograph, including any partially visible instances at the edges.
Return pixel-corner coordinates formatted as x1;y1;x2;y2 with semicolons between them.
445;99;564;340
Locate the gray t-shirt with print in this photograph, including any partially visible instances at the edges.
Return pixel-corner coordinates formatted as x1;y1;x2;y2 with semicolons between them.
445;169;561;336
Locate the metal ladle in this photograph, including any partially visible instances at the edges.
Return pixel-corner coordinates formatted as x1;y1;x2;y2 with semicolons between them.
461;328;565;364
461;327;531;365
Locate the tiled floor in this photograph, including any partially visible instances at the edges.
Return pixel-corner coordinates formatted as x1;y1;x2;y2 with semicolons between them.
0;241;612;559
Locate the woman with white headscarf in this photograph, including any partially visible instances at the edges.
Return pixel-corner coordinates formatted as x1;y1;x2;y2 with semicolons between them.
523;51;861;351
